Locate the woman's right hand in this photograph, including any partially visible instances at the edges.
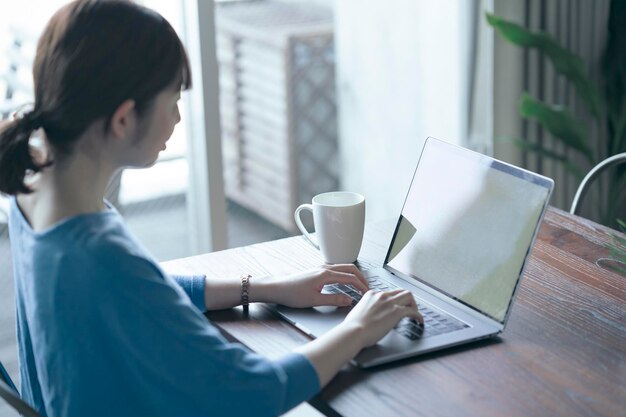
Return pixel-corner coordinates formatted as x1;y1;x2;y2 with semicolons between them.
343;289;423;348
296;288;423;387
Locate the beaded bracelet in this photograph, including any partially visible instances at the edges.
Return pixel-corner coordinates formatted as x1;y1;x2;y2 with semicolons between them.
241;274;251;314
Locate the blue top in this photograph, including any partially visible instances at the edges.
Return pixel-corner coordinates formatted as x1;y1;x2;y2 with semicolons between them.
8;198;320;417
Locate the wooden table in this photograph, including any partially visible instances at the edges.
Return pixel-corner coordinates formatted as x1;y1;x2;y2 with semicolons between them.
162;207;626;417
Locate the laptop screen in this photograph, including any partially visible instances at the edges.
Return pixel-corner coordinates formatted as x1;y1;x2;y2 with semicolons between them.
385;138;552;323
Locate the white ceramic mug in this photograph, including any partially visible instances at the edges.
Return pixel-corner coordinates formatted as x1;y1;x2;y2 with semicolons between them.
294;191;365;264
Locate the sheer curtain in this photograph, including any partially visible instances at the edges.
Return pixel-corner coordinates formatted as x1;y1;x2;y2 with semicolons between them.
335;1;473;221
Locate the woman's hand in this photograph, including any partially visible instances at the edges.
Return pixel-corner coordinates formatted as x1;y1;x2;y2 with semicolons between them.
343;289;422;347
295;288;422;387
261;264;369;308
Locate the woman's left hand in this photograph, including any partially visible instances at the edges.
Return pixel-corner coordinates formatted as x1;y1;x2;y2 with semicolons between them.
263;264;369;308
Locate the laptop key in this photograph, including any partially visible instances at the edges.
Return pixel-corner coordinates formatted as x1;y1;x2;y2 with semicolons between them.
402;329;421;340
322;285;341;294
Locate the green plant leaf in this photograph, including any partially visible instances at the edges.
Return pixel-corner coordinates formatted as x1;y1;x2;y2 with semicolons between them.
612;113;626;154
605;257;626;275
510;137;585;179
486;13;602;119
605;218;626;275
610;220;626;251
518;93;594;164
613;234;626;248
608;244;626;275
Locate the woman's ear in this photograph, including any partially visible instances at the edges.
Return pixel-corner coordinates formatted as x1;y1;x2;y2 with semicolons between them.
109;99;137;139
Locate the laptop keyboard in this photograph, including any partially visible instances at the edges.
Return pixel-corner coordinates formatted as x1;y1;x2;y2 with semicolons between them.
323;275;469;340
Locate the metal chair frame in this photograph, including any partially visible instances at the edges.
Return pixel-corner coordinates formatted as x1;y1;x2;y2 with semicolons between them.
0;361;42;417
570;153;626;216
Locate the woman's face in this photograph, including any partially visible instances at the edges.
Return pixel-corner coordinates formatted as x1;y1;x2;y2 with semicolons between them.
132;87;182;167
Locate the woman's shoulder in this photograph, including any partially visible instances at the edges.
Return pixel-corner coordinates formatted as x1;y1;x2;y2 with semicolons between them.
24;206;157;277
11;196;125;245
68;213;158;276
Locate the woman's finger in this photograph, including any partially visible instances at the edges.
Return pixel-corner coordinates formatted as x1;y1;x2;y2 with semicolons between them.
387;290;415;306
324;264;369;290
378;289;405;299
323;270;369;293
317;293;353;307
398;305;423;322
405;305;422;320
386;291;423;323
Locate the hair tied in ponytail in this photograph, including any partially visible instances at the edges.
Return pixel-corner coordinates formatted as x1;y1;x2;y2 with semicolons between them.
0;109;49;195
20;111;43;132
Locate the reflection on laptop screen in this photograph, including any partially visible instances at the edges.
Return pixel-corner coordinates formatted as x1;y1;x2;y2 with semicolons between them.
386;139;551;322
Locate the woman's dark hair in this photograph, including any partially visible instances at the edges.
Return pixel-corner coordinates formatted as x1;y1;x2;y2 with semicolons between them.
0;0;192;195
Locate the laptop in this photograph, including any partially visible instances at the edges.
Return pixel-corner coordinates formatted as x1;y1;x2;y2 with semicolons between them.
273;137;554;368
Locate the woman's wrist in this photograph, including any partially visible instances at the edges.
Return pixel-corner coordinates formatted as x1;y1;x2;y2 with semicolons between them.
295;318;367;388
248;275;279;304
335;319;367;350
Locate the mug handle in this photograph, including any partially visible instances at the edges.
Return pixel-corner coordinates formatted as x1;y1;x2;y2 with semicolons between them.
294;204;319;250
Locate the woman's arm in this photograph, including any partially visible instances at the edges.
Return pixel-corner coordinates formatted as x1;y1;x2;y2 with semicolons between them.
175;263;422;388
198;264;423;387
296;289;421;387
129;258;418;411
202;264;370;311
105;256;321;416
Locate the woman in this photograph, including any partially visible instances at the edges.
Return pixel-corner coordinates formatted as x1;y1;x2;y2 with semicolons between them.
0;1;421;416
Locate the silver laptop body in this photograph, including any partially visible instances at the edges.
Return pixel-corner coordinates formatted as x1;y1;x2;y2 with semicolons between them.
273;137;554;368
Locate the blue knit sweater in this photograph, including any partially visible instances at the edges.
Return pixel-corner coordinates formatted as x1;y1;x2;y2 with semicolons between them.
8;198;319;417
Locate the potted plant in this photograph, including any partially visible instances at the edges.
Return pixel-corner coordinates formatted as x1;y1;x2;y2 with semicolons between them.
486;0;625;229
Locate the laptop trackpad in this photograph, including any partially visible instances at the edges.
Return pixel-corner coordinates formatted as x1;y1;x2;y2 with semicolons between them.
312;305;344;314
274;305;349;338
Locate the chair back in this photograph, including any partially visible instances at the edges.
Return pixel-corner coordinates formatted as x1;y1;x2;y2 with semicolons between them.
0;361;42;417
570;153;626;215
0;361;17;392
